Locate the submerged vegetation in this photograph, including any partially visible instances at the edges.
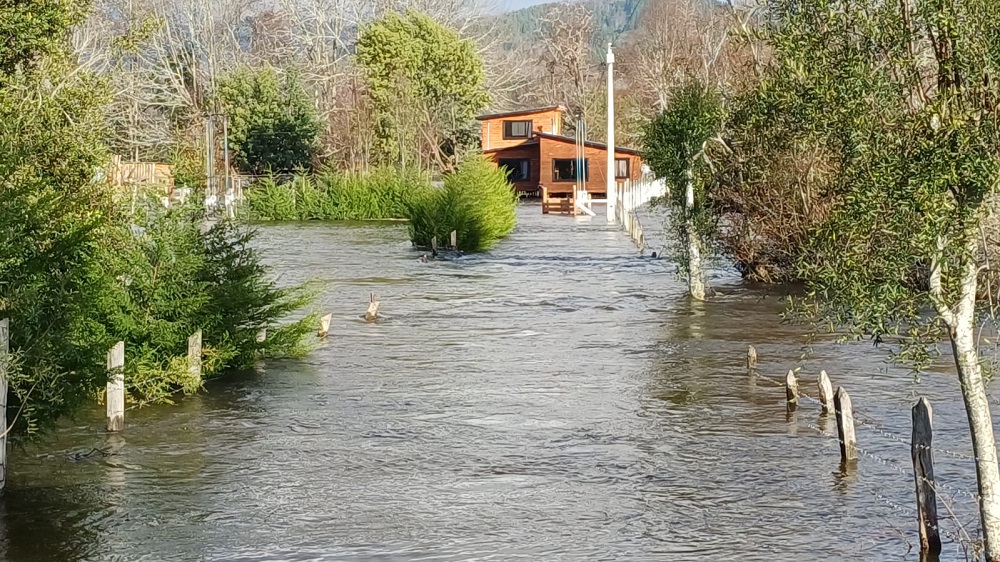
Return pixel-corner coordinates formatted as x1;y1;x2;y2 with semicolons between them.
244;168;430;221
0;1;314;439
244;157;518;253
406;155;518;253
100;199;315;406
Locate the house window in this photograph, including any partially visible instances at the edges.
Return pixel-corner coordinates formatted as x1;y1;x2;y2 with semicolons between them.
499;159;530;182
552;159;589;182
503;120;533;139
615;158;630;179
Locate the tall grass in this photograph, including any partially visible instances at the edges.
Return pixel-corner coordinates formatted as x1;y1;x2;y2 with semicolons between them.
245;167;431;221
405;155;518;252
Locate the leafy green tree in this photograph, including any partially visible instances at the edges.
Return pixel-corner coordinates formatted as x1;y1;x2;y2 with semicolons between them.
355;11;490;171
217;66;321;175
643;80;725;300
0;4;316;438
0;57;118;436
0;0;89;75
747;0;1000;555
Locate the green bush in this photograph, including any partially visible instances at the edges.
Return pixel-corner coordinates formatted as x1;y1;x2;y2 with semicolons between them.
217;65;321;175
94;195;315;406
244;168;432;221
0;57;120;438
0;0;317;439
405;155;518;252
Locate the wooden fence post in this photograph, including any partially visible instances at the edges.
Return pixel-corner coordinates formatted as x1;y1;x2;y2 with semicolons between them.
318;314;332;338
747;345;758;370
834;386;858;463
0;319;8;492
365;293;380;322
187;330;202;385
818;370;835;414
912;397;941;556
106;341;125;432
450;230;457;249
785;370;799;411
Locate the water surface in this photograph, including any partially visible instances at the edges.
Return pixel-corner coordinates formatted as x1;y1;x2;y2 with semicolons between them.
2;203;988;561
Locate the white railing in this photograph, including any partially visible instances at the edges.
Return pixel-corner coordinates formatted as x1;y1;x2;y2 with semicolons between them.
614;176;667;250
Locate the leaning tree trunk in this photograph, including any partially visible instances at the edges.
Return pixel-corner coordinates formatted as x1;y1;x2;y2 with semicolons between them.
947;238;1000;560
685;169;706;300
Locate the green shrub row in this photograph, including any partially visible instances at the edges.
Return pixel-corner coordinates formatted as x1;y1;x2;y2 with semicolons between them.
244;168;431;221
243;157;518;253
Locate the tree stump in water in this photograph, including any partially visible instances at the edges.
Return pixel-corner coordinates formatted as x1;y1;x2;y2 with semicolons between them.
318;314;332;338
365;293;379;322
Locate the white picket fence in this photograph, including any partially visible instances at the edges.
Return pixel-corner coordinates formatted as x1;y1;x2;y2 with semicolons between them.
614;175;668;250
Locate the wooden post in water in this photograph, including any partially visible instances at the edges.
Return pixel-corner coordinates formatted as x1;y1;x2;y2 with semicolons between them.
0;319;8;492
431;236;438;252
365;293;380;322
785;370;799;411
911;397;941;556
318;314;332;338
187;329;202;380
450;230;457;249
818;370;835;414
187;330;202;386
747;345;758;370
106;341;125;432
834;386;857;463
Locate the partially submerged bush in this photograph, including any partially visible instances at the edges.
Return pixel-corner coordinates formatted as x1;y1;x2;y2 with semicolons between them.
405;155;518;252
245;168;431;221
96;196;315;405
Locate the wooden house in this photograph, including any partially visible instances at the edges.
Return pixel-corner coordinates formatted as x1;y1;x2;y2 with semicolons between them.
476;106;643;205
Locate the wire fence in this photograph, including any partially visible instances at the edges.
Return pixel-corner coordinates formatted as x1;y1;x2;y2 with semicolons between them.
748;356;983;553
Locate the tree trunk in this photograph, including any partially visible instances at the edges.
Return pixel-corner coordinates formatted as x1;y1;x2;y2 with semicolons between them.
685;169;706;300
948;240;1000;560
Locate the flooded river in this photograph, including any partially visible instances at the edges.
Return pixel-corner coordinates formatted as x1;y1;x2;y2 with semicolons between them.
1;204;990;561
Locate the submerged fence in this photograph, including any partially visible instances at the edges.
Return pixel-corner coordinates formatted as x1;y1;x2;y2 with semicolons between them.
0;295;384;491
746;345;981;558
614;176;667;251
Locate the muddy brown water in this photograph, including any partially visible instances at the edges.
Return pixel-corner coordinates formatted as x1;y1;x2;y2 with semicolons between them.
0;203;990;561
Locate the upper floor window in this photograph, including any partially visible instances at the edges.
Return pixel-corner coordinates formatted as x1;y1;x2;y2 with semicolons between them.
503;120;533;139
553;158;589;182
615;158;630;179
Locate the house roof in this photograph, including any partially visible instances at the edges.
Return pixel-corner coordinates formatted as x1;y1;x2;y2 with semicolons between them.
475;106;568;121
534;132;642;156
482;138;540;154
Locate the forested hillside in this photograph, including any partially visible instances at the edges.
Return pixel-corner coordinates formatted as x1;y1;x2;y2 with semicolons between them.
497;0;648;51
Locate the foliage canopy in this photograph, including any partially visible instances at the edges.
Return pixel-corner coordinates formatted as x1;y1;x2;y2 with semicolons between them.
355;11;490;171
218;66;322;175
